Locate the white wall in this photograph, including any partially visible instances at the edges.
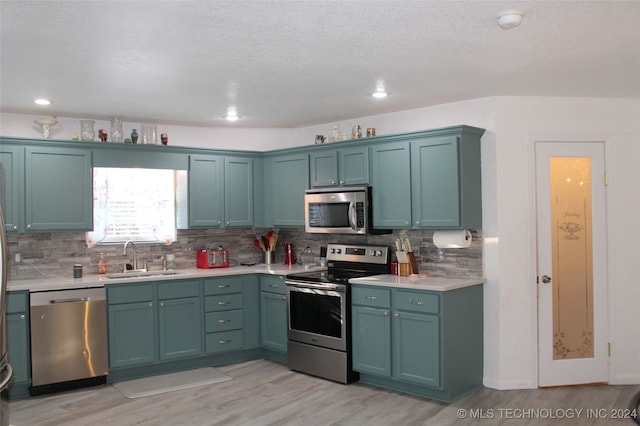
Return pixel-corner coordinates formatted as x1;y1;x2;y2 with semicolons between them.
0;112;297;151
2;96;639;389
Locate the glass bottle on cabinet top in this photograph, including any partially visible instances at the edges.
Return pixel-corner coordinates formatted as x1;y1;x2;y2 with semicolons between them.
110;117;123;142
80;120;95;141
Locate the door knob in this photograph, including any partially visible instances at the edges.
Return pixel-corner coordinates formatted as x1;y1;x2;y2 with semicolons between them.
540;275;552;284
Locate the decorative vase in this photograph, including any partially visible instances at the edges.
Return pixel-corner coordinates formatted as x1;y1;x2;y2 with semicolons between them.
80;120;95;141
131;129;138;144
110;117;123;142
141;124;157;144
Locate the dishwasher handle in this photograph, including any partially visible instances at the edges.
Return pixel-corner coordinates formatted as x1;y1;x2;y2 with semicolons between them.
49;297;97;304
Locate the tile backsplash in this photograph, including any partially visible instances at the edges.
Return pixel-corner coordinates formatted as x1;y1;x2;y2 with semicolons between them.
5;228;482;280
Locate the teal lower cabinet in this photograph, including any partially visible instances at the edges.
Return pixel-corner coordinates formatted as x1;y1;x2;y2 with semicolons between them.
203;275;260;354
158;280;202;360
351;284;483;402
259;275;288;360
107;283;156;369
6;291;31;398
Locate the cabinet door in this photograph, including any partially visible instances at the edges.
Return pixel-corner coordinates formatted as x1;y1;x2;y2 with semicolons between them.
108;301;156;368
411;136;461;228
370;142;411;228
309;151;338;187
158;297;203;360
6;312;30;385
189;154;224;228
392;311;440;387
24;146;92;231
269;154;308;226
260;291;288;353
0;145;21;232
352;306;391;376
339;146;369;186
224;156;253;227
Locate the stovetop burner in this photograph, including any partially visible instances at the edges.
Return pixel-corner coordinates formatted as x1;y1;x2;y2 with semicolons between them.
285;270;375;285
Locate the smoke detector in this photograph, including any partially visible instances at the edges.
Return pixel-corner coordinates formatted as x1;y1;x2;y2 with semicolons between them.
497;9;524;30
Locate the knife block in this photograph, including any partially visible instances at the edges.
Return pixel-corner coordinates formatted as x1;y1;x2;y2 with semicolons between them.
398;263;411;276
407;251;419;274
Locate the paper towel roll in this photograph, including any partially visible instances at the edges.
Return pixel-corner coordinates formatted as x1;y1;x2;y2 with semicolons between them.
433;230;472;249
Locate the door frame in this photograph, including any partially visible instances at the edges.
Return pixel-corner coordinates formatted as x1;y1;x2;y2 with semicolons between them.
527;133;613;388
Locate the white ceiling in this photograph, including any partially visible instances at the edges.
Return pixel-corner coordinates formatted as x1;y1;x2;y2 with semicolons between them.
1;1;639;128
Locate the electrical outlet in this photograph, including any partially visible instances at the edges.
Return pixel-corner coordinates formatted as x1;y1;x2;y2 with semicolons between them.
14;253;21;263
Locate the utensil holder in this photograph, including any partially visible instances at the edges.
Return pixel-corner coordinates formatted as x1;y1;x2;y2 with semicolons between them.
399;263;410;277
265;251;275;265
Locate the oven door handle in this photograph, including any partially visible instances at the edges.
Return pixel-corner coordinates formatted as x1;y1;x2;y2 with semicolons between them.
286;281;341;291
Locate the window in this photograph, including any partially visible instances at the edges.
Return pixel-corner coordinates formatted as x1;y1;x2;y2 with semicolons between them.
87;168;179;246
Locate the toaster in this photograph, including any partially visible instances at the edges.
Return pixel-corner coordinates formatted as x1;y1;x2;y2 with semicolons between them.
197;249;229;268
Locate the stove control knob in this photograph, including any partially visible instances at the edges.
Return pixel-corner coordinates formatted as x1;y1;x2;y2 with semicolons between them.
375;250;383;256
335;248;342;254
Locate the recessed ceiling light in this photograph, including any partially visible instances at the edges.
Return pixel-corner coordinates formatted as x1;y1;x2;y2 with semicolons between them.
372;79;388;98
223;107;241;122
224;114;240;122
34;98;52;106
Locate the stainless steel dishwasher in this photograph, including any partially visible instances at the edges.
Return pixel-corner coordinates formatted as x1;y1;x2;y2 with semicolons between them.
30;287;108;393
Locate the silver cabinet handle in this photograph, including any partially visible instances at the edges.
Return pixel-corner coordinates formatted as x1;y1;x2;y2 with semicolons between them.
218;319;230;323
281;296;286;301
410;300;424;305
218;284;230;288
339;180;344;185
394;313;400;318
225;220;230;225
27;224;32;229
415;221;421;225
148;302;153;308
20;314;25;320
218;301;231;305
218;339;231;344
365;296;377;300
13;225;17;230
383;311;389;316
160;302;164;307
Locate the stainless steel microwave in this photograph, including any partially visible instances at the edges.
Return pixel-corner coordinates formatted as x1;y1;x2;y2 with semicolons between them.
304;186;389;235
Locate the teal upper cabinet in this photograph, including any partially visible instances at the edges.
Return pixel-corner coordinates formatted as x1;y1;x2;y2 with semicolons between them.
0;145;22;232
189;154;224;227
267;153;309;227
189;154;254;228
370;126;483;230
309;146;369;187
24;146;92;232
370;141;412;228
224;156;254;227
410;128;482;229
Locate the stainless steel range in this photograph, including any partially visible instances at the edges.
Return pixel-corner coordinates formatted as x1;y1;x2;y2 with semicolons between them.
285;243;390;384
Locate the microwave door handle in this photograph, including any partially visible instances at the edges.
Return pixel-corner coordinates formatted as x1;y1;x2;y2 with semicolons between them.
349;201;357;231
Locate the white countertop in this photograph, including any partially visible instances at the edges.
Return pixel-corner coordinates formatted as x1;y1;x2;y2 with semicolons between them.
349;274;483;291
8;264;324;293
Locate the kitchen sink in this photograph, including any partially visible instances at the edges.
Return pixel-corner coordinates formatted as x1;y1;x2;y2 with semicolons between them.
105;270;184;279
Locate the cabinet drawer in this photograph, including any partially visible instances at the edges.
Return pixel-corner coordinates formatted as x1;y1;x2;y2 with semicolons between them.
204;293;243;312
260;275;286;295
203;276;243;295
395;291;439;314
352;286;391;308
107;284;153;304
7;292;28;314
205;330;244;353
205;309;244;333
157;280;200;299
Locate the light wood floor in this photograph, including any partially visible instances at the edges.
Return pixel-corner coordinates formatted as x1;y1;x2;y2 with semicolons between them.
8;359;640;426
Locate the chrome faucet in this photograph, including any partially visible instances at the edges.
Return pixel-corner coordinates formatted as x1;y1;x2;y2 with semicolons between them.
123;240;139;271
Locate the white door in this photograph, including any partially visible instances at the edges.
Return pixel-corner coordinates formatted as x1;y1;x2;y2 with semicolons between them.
535;141;608;387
